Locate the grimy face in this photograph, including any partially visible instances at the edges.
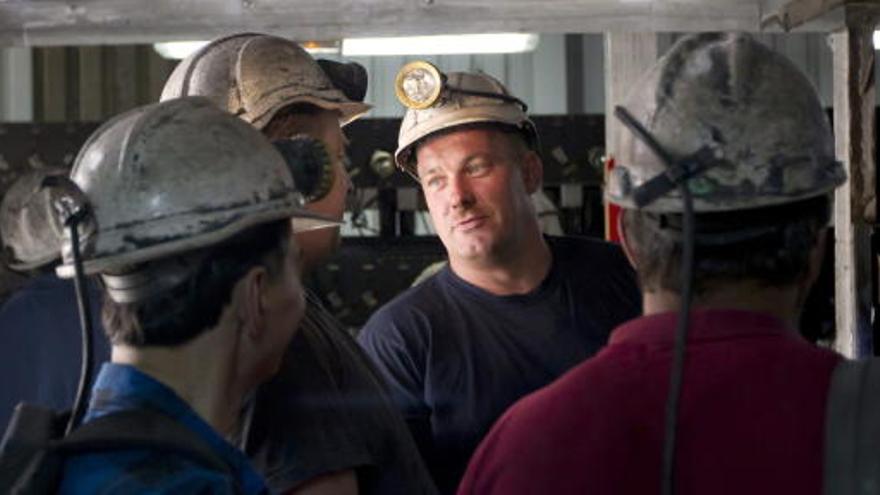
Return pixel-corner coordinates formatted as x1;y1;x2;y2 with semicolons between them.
416;127;540;267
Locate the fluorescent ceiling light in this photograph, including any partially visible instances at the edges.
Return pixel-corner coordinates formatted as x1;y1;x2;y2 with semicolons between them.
153;41;208;60
875;30;880;50
155;34;538;60
342;33;540;56
153;40;340;60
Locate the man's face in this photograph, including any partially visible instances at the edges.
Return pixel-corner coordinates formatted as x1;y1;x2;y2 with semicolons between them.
416;127;540;266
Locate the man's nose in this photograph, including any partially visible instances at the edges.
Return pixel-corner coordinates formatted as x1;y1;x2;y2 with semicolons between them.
448;175;474;210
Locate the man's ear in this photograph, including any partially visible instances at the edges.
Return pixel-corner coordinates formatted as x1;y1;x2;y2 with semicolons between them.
803;227;828;289
521;151;543;195
617;209;638;270
236;266;270;341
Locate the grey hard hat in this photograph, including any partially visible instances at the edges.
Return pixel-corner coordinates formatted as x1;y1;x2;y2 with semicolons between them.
56;96;339;278
606;32;846;213
394;62;537;175
160;33;371;129
0;168;69;271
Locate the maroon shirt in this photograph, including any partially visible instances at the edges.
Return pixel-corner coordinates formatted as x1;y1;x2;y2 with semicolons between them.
458;309;841;495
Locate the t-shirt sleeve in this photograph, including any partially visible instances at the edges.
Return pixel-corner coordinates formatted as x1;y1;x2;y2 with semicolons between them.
357;304;431;422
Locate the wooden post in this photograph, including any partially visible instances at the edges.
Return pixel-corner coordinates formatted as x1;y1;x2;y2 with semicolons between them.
604;32;659;164
103;45;139;116
0;47;33;122
35;47;68;122
831;5;878;357
78;46;104;121
603;32;660;241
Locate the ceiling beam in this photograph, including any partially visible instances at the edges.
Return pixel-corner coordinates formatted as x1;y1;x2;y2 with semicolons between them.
0;0;806;47
760;0;878;31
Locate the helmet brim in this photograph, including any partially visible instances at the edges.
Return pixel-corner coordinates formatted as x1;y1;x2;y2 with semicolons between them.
56;203;341;278
250;93;372;130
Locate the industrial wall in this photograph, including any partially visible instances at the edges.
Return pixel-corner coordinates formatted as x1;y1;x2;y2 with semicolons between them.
0;32;878;122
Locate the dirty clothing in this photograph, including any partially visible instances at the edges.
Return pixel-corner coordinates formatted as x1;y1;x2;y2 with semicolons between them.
358;236;641;493
458;309;842;495
243;290;437;495
0;274;109;428
58;363;267;494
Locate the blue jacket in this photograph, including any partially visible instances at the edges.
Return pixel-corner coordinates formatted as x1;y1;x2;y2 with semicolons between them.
58;363;268;494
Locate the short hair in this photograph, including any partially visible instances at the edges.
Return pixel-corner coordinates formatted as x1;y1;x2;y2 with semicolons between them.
621;195;830;294
101;220;291;346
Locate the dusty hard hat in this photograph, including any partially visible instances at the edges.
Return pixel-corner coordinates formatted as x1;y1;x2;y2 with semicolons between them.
0;168;70;270
160;33;371;128
55;97;339;278
606;32;845;213
394;61;537;175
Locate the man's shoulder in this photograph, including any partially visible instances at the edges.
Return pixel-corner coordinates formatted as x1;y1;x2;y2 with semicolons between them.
547;235;627;265
546;235;639;305
364;268;450;326
356;269;455;353
1;274;65;310
60;449;245;494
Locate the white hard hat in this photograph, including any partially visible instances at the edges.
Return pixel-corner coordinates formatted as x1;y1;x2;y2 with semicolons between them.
0;168;69;271
394;61;537;175
56;97;338;277
606;32;845;213
161;33;371;128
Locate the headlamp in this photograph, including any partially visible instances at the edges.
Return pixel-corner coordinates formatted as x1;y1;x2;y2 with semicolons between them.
394;60;528;112
395;60;445;110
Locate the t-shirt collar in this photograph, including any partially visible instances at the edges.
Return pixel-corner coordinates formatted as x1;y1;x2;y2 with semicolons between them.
610;308;798;346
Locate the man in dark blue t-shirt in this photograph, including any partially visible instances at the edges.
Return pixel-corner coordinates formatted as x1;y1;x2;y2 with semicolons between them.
0;274;108;428
358;66;641;493
0;169;109;428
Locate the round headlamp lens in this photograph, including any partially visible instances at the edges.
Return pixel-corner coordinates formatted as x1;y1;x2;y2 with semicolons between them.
395;61;443;109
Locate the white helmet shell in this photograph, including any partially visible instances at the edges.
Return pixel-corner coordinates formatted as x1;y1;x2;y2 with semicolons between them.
395;71;537;174
161;33;371;128
0;168;68;271
56;97;338;277
606;32;845;213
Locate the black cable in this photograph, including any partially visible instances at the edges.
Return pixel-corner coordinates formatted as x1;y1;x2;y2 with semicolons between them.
660;172;694;495
64;211;94;436
613;106;697;495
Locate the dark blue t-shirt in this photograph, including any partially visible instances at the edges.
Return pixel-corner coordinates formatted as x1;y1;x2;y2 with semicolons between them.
357;236;641;493
0;273;109;428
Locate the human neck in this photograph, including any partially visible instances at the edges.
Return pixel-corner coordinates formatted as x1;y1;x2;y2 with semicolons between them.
642;281;804;329
111;323;244;436
296;232;336;276
449;233;552;296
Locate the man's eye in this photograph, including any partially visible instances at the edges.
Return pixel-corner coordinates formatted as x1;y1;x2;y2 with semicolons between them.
424;176;444;189
466;162;490;176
